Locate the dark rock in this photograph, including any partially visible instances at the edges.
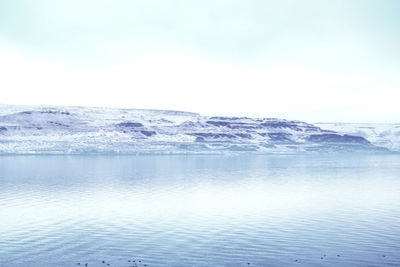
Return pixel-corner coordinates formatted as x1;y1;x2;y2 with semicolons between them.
307;134;370;144
140;130;156;136
117;122;143;128
259;120;306;131
40;110;70;115
48;121;69;127
206;121;230;127
191;133;236;139
267;133;293;143
235;133;252;139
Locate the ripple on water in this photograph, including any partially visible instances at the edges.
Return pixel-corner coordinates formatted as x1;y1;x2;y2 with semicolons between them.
0;155;400;266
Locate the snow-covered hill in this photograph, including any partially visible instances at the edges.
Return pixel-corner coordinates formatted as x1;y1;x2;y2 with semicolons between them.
315;123;400;152
0;105;395;154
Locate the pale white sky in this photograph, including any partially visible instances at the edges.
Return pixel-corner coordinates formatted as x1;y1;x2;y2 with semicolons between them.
1;0;400;123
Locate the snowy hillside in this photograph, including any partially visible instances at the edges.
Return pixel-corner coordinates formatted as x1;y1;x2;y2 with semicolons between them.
0;105;394;154
315;123;400;152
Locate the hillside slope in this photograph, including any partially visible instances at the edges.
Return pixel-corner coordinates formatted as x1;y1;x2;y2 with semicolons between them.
0;105;393;154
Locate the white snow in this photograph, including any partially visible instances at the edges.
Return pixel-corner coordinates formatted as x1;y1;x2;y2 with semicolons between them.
315;123;400;152
0;104;397;154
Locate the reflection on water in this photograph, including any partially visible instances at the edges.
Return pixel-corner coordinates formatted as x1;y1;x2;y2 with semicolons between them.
0;155;399;266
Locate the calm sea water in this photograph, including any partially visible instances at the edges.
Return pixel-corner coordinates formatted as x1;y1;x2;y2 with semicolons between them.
0;154;399;267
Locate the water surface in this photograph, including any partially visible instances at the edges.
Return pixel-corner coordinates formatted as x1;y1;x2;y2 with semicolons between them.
0;155;399;266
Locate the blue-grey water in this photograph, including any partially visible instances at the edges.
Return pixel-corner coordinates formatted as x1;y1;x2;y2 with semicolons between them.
0;155;399;267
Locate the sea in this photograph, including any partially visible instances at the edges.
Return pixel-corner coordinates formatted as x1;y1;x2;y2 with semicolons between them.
0;154;399;266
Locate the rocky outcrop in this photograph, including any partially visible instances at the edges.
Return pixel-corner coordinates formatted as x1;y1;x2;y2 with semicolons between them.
0;105;392;154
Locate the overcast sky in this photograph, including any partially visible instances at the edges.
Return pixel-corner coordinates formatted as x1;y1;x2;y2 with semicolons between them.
1;0;399;122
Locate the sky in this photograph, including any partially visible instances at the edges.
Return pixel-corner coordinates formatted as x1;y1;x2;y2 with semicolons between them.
0;0;399;123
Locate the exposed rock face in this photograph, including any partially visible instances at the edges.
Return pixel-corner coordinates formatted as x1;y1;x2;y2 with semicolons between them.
0;105;392;154
307;134;371;144
315;122;400;152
